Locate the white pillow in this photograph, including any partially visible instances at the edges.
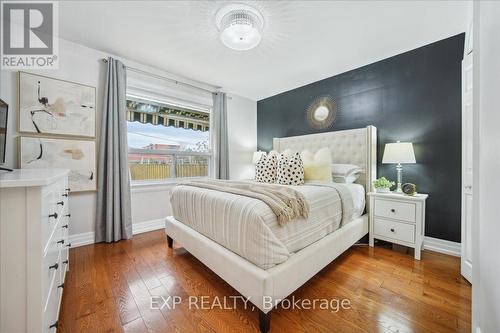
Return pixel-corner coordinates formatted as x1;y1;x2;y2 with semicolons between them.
331;164;363;183
332;174;360;184
277;152;304;185
300;147;332;182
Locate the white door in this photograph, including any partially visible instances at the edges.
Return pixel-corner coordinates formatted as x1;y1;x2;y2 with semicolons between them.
461;52;473;283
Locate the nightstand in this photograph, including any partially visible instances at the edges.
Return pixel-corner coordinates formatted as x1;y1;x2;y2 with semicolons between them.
368;192;428;260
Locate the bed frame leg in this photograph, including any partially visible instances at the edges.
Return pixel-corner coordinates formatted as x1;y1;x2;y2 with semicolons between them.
167;235;173;248
258;310;271;333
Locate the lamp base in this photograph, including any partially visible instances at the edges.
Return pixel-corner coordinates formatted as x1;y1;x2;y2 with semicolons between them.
395;163;403;192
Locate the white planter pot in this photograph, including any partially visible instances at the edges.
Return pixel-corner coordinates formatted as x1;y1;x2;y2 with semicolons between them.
375;188;390;193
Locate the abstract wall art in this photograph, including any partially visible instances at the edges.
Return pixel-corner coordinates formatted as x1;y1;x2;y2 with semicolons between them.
20;136;96;192
18;72;96;138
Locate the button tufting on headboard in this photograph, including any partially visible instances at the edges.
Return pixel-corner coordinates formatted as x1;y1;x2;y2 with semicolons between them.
272;126;377;194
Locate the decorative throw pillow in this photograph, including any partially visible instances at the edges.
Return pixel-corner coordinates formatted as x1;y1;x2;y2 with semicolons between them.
255;151;278;183
277;152;304;185
301;147;333;182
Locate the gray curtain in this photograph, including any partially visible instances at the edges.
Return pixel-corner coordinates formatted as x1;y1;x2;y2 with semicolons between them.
96;57;132;243
213;92;229;179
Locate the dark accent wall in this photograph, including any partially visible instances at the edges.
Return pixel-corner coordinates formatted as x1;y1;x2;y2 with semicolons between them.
257;33;464;242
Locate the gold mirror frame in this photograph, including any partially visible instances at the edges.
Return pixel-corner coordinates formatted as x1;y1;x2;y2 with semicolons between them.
306;96;337;129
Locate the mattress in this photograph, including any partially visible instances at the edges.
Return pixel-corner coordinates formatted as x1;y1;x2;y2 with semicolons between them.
170;181;365;269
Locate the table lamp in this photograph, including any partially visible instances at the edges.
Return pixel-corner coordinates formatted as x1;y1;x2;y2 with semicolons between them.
382;141;416;193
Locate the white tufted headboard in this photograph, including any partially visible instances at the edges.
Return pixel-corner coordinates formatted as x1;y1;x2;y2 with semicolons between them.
272;126;377;193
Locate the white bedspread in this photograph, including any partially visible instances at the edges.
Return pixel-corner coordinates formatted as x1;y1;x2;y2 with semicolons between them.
170;181;365;269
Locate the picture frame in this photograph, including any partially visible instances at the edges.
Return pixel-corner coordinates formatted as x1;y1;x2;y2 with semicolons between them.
19;135;97;192
18;72;96;138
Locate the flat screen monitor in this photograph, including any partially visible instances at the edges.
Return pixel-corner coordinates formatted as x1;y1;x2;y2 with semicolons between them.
0;99;8;165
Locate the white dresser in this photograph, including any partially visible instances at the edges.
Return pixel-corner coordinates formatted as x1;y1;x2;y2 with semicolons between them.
0;169;71;333
368;192;428;260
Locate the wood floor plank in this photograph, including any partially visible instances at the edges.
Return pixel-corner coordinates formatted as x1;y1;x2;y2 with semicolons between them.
59;230;471;333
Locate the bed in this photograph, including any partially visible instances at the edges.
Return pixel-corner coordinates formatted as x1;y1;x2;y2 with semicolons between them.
165;126;377;332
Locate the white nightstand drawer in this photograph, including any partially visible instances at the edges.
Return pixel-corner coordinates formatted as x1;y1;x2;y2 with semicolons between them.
374;219;415;244
374;199;416;223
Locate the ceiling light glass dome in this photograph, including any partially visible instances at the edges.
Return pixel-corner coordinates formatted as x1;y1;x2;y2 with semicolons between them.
215;4;264;51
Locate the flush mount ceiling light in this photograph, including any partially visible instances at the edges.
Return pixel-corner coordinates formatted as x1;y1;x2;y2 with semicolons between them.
215;3;264;51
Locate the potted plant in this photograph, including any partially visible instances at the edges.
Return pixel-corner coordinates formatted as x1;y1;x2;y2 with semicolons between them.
373;177;395;193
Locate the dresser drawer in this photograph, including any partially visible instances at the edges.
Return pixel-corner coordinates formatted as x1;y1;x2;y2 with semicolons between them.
43;270;61;333
374;199;416;223
43;227;63;305
374;218;415;244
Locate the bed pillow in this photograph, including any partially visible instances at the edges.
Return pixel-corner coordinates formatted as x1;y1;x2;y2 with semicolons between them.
331;164;363;183
277;152;304;185
300;147;332;182
255;151;278;183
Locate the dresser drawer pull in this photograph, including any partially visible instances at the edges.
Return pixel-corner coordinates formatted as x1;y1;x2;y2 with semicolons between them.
49;263;59;270
66;243;72;248
390;228;395;232
57;239;65;244
65;188;71;191
390;209;396;213
57;201;64;206
65;214;71;218
62;193;68;197
49;212;58;219
63;260;69;264
49;321;58;329
62;224;69;228
57;283;64;289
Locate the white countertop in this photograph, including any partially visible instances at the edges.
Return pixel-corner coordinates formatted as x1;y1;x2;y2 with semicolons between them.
0;169;70;188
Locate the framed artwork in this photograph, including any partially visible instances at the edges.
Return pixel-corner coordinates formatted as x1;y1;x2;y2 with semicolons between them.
18;72;96;138
20;136;97;192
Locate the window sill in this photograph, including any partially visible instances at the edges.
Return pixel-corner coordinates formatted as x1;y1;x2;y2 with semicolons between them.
130;177;210;192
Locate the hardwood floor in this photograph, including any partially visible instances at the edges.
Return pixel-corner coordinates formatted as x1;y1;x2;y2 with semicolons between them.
59;230;471;333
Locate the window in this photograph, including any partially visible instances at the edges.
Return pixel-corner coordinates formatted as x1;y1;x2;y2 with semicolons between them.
126;96;211;182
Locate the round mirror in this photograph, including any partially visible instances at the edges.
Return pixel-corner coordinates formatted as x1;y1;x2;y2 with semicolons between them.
313;105;330;121
306;96;337;129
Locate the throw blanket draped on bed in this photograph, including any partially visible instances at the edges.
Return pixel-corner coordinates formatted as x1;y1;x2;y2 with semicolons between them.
180;179;310;225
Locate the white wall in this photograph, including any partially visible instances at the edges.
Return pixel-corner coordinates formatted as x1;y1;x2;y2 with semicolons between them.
0;38;257;239
472;1;500;332
227;94;257;180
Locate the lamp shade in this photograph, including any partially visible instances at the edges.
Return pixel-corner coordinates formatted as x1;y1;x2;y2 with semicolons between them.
382;142;416;164
252;151;266;164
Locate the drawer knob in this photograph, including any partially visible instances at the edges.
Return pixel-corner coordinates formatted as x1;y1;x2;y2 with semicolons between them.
390;209;396;213
390;228;395;232
57;239;65;244
65;213;71;218
57;201;64;206
49;263;59;270
62;224;69;229
57;283;64;289
49;212;58;219
66;243;72;248
49;321;58;329
63;259;69;264
62;193;68;197
65;188;71;192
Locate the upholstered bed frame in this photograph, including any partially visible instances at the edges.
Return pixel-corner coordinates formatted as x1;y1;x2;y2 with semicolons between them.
165;125;377;332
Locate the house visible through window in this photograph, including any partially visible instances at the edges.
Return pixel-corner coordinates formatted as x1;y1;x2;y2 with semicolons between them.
126;96;211;182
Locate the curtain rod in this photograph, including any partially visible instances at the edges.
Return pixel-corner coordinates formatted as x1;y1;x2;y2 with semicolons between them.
101;58;218;94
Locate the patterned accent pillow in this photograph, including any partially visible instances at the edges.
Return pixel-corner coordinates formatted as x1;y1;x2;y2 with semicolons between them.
277;152;304;185
255;152;278;183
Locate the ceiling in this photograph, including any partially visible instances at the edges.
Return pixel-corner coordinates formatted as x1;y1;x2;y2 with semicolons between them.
59;1;471;101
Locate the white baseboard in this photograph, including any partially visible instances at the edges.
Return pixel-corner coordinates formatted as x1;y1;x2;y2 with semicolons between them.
423;236;461;257
132;218;166;235
69;231;95;248
69;218;166;248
